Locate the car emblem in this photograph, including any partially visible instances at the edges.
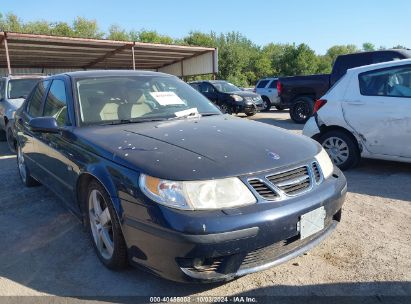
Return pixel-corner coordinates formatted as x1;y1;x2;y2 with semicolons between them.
268;152;280;160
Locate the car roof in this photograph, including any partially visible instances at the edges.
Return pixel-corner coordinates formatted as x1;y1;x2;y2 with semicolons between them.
58;69;174;79
1;74;45;80
347;58;411;74
258;77;278;81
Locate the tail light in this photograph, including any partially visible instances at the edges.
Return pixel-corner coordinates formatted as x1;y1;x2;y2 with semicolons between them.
313;99;327;114
277;81;282;95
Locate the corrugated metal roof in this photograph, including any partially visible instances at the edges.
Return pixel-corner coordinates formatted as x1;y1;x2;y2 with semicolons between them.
0;32;217;75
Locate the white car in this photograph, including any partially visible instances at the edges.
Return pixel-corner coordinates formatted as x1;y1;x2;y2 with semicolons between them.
254;77;282;111
303;59;411;170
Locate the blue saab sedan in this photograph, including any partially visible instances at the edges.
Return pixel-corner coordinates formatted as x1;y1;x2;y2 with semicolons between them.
14;70;347;283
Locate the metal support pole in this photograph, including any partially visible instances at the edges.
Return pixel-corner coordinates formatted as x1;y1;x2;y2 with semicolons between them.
131;45;136;70
3;33;11;75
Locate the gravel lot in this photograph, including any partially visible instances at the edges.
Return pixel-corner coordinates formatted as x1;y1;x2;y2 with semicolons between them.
0;111;410;301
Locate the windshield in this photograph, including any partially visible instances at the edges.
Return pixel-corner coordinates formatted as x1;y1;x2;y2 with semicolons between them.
8;79;41;99
76;75;221;125
212;81;241;93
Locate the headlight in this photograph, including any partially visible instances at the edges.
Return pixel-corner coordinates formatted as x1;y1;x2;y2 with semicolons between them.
139;174;256;210
315;148;334;179
230;94;243;102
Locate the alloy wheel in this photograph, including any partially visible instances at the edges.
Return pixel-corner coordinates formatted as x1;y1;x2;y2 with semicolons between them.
88;189;114;260
294;102;309;121
322;136;350;166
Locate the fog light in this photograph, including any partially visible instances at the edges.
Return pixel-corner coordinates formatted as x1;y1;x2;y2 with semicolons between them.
193;258;205;270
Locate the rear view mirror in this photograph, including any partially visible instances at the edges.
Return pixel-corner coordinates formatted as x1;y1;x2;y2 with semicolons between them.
29;117;60;133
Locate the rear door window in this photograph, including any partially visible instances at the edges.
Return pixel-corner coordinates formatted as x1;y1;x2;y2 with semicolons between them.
359;64;411;97
257;80;269;88
27;80;50;117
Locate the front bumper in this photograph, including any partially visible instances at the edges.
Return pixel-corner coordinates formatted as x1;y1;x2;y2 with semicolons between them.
121;169;347;283
303;117;321;138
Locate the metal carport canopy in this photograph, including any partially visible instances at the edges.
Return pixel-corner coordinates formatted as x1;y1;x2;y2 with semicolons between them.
0;32;218;77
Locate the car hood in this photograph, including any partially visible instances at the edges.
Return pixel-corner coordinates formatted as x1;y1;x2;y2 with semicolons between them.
229;91;260;98
73;115;321;180
6;98;25;110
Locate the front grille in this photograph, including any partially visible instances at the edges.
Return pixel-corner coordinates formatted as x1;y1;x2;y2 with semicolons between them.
312;162;321;183
248;179;278;200
240;219;334;270
267;166;311;195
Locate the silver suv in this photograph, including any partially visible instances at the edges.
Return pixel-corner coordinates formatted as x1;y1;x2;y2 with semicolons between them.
0;75;43;152
254;77;283;112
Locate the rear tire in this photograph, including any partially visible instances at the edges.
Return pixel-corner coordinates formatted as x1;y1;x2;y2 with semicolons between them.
16;144;40;187
86;180;128;270
261;97;271;112
290;97;314;124
275;105;284;111
319;129;361;170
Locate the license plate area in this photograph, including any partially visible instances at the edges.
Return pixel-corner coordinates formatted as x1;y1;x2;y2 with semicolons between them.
298;206;326;239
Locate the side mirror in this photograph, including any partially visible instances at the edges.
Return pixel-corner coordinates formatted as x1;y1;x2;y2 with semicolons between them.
29;117;60;133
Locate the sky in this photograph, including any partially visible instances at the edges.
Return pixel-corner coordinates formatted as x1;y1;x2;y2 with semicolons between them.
1;0;410;54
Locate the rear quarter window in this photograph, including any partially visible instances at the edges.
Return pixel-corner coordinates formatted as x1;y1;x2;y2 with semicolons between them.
257;80;269;88
268;79;278;88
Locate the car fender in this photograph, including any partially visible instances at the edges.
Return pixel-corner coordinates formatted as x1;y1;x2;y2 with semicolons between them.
79;164;123;217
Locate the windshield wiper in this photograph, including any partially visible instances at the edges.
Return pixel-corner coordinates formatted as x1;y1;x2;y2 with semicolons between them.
103;118;167;125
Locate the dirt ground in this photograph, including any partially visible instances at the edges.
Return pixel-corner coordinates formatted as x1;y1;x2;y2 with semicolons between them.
0;111;410;301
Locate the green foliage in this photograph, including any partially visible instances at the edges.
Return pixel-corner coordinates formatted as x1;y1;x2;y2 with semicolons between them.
362;42;376;51
107;25;130;41
72;17;103;38
136;30;174;44
0;12;409;87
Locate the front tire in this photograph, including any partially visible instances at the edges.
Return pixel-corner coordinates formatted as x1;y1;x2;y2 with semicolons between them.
17;144;40;187
219;103;231;114
86;180;128;270
261;97;271;112
319;130;361;170
289;97;314;124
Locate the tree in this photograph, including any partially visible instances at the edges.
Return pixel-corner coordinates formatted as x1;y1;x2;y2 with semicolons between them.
51;22;75;37
326;44;358;63
362;42;375;51
277;43;319;76
135;30;174;44
107;25;130;41
72;17;103;39
183;31;217;47
0;13;23;32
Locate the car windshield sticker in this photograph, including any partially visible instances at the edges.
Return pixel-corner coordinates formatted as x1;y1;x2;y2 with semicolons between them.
174;108;199;117
150;91;185;106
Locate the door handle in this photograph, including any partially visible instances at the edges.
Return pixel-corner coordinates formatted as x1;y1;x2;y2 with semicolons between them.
347;100;365;105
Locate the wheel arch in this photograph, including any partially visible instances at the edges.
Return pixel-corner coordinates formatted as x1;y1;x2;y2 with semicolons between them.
319;124;363;153
76;168;122;226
